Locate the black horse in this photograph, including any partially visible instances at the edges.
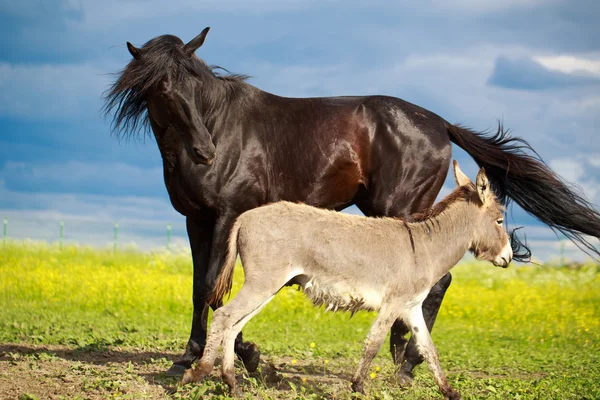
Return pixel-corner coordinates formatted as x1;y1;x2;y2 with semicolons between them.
104;28;600;379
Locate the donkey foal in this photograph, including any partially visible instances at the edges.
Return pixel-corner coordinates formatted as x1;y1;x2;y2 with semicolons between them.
181;161;513;399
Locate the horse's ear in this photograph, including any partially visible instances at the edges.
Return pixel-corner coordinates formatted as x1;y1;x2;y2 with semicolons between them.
183;27;210;56
476;167;491;205
127;42;142;59
453;160;471;187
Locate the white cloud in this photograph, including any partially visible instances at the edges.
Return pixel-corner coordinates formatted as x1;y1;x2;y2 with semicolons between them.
549;157;600;204
534;55;600;76
587;154;600;168
549;158;585;183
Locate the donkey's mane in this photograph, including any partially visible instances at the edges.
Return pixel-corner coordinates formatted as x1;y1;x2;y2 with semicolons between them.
409;184;479;223
103;34;248;140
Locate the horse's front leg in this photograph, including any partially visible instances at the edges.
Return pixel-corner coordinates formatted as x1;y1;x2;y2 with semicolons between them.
205;213;261;373
167;217;215;376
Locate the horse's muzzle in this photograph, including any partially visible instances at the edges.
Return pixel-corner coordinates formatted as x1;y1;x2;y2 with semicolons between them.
191;147;216;165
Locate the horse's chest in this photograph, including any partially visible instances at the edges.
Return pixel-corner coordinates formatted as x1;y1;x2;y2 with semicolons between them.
163;166;210;216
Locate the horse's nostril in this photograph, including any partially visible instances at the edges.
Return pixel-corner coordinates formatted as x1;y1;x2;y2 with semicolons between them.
193;148;205;160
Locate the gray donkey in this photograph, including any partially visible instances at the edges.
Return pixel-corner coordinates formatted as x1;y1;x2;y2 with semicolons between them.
181;160;513;399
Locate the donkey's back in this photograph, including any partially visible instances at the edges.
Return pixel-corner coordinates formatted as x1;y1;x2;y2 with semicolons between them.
234;202;428;311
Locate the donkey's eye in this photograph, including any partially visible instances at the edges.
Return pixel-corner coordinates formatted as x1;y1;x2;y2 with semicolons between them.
496;219;504;225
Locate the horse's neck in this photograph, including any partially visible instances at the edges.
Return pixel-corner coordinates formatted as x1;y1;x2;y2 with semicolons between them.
201;80;257;136
409;202;475;280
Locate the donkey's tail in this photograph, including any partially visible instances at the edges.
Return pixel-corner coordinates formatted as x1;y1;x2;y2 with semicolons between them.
446;123;600;262
209;218;242;305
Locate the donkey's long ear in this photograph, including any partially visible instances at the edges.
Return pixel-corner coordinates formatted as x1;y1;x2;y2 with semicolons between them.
453;160;471;187
183;27;210;56
476;168;491;204
127;42;142;59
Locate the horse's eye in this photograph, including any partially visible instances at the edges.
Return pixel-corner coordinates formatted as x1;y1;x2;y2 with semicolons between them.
497;219;504;225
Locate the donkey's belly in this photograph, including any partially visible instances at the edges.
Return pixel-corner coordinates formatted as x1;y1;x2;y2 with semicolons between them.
300;276;383;314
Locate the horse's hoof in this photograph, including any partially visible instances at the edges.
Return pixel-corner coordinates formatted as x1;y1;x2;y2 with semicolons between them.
239;343;261;373
166;363;189;377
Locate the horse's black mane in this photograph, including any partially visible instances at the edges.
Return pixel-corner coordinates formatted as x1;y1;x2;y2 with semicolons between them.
103;35;248;140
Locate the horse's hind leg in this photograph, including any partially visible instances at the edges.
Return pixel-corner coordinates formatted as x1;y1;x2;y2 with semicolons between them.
405;304;460;400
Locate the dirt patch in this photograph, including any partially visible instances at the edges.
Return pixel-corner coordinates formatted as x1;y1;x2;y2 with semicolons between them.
0;344;179;399
0;344;354;399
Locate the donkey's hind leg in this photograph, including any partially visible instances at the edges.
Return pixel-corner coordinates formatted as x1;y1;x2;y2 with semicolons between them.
405;304;460;400
180;305;233;384
216;274;286;395
351;309;397;394
221;294;275;396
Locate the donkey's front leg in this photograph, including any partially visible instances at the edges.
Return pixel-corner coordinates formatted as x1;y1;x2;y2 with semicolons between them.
205;213;261;373
397;273;453;382
351;310;397;394
405;304;460;400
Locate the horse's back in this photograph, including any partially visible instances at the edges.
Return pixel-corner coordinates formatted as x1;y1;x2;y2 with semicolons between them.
243;92;452;214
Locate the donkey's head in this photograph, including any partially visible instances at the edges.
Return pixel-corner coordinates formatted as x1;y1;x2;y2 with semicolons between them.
125;28;216;165
453;160;513;268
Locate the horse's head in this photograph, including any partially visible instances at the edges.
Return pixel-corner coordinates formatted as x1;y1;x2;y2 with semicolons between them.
127;28;216;165
453;161;513;268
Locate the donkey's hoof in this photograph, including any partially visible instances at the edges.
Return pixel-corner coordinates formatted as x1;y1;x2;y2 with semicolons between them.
239;343;261;372
350;380;365;394
445;388;461;400
396;369;414;386
166;363;189;377
230;386;244;398
180;369;197;385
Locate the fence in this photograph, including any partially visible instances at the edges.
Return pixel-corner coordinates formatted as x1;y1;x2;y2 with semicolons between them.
1;214;189;253
0;214;588;264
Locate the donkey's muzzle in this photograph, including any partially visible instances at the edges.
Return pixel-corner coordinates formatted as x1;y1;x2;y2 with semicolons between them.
493;241;513;268
493;257;510;268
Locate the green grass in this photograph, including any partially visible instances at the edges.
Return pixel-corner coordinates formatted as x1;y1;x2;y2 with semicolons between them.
1;241;599;399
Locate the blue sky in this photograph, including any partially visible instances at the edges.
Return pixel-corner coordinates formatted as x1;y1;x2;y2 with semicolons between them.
1;0;599;260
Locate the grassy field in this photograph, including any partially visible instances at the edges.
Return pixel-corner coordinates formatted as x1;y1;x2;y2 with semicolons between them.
1;242;599;399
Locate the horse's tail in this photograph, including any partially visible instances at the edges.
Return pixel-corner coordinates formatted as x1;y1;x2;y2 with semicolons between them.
446;122;600;262
209;218;242;305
